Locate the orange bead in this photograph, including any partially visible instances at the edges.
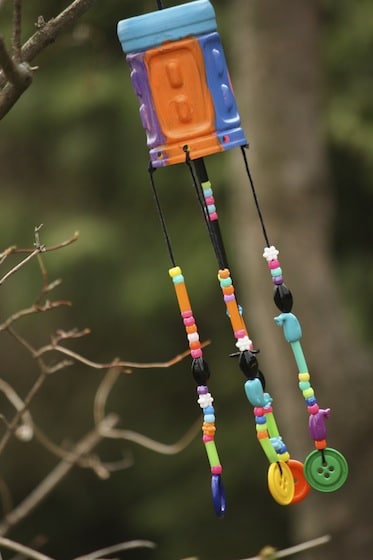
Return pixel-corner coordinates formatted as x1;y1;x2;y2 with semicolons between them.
218;268;230;279
202;422;216;436
314;439;327;450
257;430;269;440
222;285;235;295
186;324;198;334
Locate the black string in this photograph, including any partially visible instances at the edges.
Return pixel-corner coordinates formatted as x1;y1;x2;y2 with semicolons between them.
240;146;271;248
155;0;164;9
184;151;228;270
148;163;176;267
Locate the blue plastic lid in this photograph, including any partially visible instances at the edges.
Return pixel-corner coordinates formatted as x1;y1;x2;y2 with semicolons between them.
117;0;217;54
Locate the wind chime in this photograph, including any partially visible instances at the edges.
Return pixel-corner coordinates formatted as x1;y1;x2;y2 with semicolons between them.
117;0;348;516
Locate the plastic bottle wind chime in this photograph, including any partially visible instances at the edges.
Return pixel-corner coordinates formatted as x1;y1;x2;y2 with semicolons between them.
117;0;348;516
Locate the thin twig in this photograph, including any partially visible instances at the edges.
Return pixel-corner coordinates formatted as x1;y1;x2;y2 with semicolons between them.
0;536;54;560
240;535;332;560
0;230;79;260
73;539;156;560
0;249;39;286
34;341;210;373
0;414;119;536
0;300;72;332
12;0;22;63
0;378;33;441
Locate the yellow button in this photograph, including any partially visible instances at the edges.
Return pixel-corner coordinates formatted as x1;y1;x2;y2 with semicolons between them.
268;462;295;505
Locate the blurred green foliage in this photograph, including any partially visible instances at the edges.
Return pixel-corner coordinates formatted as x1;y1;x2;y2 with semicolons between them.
0;0;372;559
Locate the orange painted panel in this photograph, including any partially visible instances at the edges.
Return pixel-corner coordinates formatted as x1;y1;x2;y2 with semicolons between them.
145;38;220;163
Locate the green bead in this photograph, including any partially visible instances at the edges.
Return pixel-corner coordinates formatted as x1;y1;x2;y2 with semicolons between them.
205;440;220;467
299;381;311;391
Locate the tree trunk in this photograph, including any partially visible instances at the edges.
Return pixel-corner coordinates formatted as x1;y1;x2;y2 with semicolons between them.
228;1;372;557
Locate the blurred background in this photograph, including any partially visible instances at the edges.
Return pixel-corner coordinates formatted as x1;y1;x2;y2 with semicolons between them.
0;0;372;559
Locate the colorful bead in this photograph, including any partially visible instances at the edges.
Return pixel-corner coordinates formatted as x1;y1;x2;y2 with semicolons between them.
274;284;293;312
197;385;208;395
269;259;280;269
274;312;302;343
198;392;214;408
263;246;279;261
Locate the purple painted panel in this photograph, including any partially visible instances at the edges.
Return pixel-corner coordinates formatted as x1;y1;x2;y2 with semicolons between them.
126;52;165;150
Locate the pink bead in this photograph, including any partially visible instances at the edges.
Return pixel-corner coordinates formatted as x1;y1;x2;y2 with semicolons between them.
308;403;319;415
183;316;195;326
205;196;215;205
181;310;193;318
265;405;273;413
191;348;202;359
209;212;218;221
203;435;213;443
254;407;264;416
211;465;222;475
234;329;246;338
269;259;280;269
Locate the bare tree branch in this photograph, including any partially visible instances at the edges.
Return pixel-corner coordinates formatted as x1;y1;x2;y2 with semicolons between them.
0;414;119;536
0;0;96;118
94;367;201;455
0;230;79;286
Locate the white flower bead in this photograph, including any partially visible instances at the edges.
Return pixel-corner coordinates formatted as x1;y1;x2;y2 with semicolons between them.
236;336;252;351
263;245;279;261
197;393;214;408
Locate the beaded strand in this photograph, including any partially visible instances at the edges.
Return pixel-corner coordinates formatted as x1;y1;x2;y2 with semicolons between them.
263;246;348;492
169;266;226;516
215;268;302;503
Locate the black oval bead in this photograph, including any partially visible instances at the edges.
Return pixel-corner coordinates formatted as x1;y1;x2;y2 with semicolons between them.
191;357;211;385
274;283;293;312
239;350;259;379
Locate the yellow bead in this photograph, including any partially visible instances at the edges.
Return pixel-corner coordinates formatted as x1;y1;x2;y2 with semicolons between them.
303;387;314;399
298;372;310;382
169;266;182;277
278;451;290;462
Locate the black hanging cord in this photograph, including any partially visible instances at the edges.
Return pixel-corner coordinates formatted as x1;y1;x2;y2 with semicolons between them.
155;0;164;9
184;152;228;270
240;146;271;248
148;163;176;267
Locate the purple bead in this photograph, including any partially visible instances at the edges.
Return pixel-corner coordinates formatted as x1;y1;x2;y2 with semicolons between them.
309;408;330;440
197;385;209;395
273;276;283;285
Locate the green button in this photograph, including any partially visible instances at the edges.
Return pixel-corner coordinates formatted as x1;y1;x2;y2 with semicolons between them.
304;448;348;492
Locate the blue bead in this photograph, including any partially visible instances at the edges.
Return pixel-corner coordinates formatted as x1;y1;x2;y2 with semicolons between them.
204;414;215;423
245;378;266;407
305;397;317;406
172;274;184;284
203;405;215;414
255;416;266;425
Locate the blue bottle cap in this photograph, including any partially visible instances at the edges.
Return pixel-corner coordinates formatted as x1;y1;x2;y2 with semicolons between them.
117;0;217;54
